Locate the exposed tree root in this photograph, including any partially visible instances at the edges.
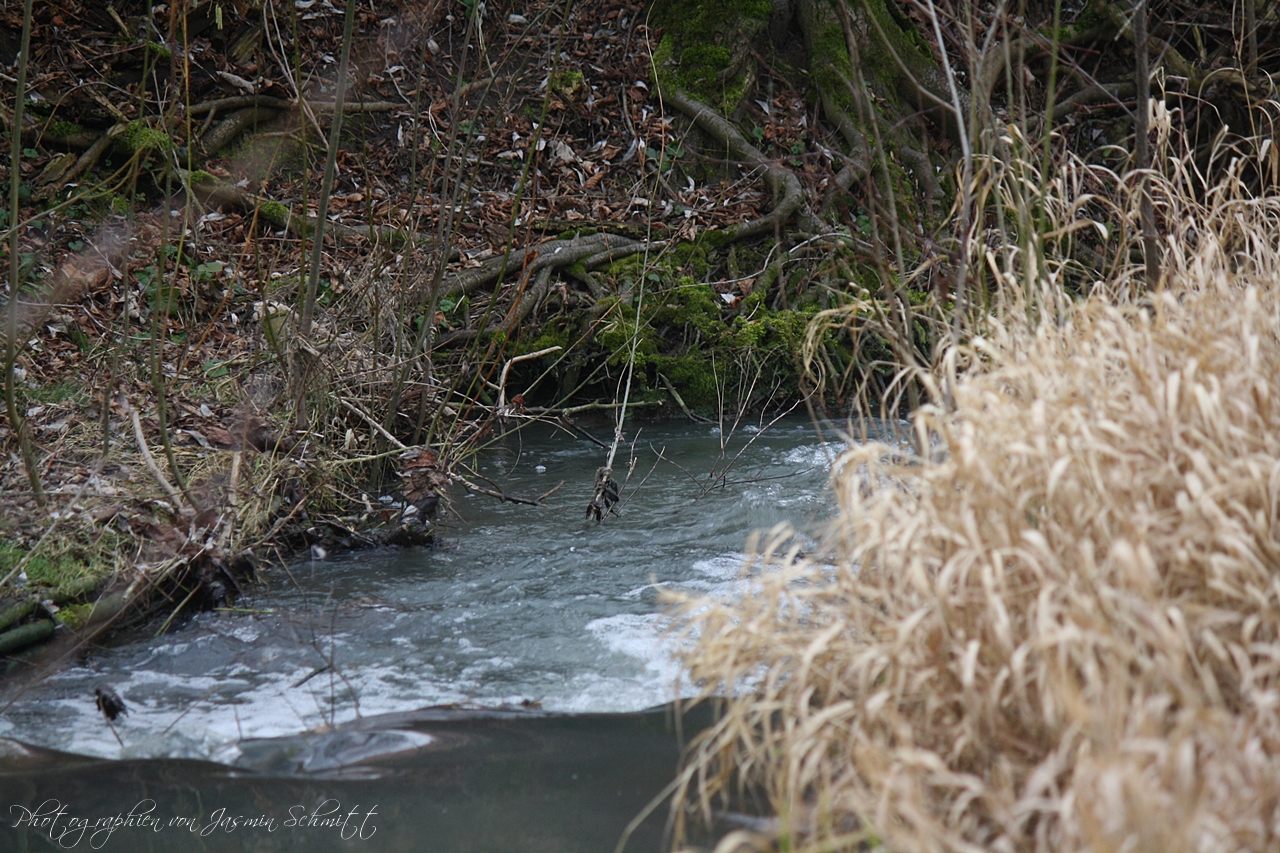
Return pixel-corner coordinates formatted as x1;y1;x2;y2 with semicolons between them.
1052;82;1137;122
35;125;122;201
437;231;652;301
181;169;438;248
427;230;672;348
580;240;665;270
659;372;714;423
500;265;554;335
199;106;280;157
185;95;402;115
662;87;822;242
25;119;100;150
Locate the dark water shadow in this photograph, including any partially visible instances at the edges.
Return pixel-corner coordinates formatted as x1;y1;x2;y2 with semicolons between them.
0;703;719;853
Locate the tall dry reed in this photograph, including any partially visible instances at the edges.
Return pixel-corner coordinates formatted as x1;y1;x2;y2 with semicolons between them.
674;165;1280;852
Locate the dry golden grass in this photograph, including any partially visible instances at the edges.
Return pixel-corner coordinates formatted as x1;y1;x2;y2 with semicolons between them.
674;144;1280;852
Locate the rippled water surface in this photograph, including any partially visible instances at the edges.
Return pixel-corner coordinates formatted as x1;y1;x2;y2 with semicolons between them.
0;418;884;851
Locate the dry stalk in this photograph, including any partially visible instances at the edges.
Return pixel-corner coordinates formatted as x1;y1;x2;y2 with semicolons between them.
125;400;183;506
674;137;1280;853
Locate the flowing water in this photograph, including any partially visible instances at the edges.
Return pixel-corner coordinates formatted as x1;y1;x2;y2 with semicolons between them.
0;417;876;852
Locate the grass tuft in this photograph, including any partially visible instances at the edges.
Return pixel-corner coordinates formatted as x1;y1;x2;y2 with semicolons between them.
673;131;1280;852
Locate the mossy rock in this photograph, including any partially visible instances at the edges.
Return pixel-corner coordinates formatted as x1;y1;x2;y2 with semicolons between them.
258;200;292;228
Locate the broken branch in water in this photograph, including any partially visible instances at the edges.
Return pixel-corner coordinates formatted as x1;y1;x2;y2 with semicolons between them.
456;464;548;507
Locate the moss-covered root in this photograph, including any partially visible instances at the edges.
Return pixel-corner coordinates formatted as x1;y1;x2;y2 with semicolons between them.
0;620;54;655
199;106;280;158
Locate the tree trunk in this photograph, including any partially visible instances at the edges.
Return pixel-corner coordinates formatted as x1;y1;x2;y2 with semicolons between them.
652;0;956;287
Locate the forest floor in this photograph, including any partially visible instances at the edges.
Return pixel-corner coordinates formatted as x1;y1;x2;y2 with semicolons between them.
0;0;844;660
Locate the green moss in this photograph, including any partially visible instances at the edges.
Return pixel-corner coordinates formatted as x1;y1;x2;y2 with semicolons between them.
651;0;770;113
810;25;858;113
258;200;291;226
44;120;84;138
0;542;96;590
517;325;572;355
550;68;586;106
653;278;721;336
55;603;92;631
187;169;217;185
862;0;940;102
1058;0;1108;38
679;44;732;86
654;353;720;408
605;254;645;279
120;119;171;154
597;300;659;360
652;0;770;30
529;229;866;413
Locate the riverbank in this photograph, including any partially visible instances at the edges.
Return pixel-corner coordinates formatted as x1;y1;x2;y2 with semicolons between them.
0;417;833;762
4;2;1278;846
0;0;863;663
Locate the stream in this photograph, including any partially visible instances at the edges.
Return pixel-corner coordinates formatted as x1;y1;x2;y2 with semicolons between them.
0;417;869;852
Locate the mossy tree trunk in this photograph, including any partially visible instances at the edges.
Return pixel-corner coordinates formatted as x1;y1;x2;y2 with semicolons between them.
652;0;959;277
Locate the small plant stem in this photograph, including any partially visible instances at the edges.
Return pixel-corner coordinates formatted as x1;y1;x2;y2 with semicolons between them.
1133;0;1160;288
1245;0;1258;72
297;0;357;345
836;1;915;386
5;0;44;507
920;0;972;350
380;34;435;453
414;2;574;449
129;403;182;504
294;0;358;423
149;7;195;507
416;11;516;449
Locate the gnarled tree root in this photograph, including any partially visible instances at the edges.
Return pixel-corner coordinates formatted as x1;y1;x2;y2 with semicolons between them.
200;106;280;157
185;95;402;115
430;232;662;347
437;231;654;301
661;87;823;242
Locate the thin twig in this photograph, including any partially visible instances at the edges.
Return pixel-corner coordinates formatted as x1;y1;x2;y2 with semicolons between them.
455;464;546;506
126;400;183;505
337;397;408;449
659;372;714;423
497;346;562;410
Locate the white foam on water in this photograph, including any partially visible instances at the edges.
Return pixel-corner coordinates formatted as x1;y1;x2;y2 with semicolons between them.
691;552;746;580
552;612;694;712
782;441;846;468
4;420;850;762
14;648;488;761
